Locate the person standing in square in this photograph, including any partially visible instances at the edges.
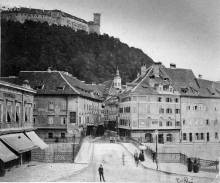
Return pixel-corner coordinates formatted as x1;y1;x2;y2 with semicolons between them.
98;164;105;182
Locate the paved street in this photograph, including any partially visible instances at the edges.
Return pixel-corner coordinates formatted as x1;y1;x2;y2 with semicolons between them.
0;139;217;182
58;141;214;182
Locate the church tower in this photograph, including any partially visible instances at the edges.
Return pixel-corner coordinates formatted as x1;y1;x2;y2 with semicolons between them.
113;67;121;89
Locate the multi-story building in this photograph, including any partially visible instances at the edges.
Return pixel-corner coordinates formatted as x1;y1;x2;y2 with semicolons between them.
1;7;101;34
0;80;47;170
119;63;181;143
119;62;220;144
5;69;103;142
164;67;220;143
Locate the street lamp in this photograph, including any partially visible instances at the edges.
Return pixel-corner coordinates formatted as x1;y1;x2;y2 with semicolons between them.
73;134;75;163
155;130;158;170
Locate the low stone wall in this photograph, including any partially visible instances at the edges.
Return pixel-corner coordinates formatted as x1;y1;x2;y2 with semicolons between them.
31;143;80;163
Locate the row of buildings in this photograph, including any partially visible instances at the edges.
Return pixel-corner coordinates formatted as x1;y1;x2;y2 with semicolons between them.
0;62;220;166
1;6;101;34
118;63;220;144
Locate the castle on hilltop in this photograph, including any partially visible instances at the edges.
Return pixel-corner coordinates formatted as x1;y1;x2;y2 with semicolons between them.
1;7;101;34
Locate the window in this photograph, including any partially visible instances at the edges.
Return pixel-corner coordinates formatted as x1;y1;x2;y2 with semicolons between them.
215;132;218;139
48;101;54;111
201;133;204;140
195;133;199;140
61;133;65;138
70;112;76;123
193;105;198;110
175;98;179;103
158;97;162;102
183;133;187;140
159;121;163;126
6;101;12;122
187;106;190;110
175;121;180;126
15;103;20;123
166;98;172;102
159;108;164;114
206;119;209;125
166;134;172;142
48;116;54;124
33;117;36;124
166;121;172;126
48;133;53;139
119;108;123;113
207;132;209;141
183;120;186;125
124;107;130;113
61;117;66;125
166;108;172;114
175;109;180;114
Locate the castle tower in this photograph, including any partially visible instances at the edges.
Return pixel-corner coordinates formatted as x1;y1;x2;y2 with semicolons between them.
113;67;121;90
93;13;101;25
88;13;101;35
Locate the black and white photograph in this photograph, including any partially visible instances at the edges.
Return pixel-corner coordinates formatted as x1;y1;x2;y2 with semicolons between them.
0;0;219;182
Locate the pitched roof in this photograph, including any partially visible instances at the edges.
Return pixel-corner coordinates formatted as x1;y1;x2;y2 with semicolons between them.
6;71;101;100
0;79;36;94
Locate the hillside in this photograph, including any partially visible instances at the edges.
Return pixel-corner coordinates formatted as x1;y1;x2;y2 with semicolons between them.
1;20;154;83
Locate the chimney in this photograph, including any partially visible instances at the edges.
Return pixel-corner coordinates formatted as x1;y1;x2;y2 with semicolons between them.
153;62;161;77
47;67;52;72
198;74;202;79
141;64;147;77
170;63;176;69
22;80;31;89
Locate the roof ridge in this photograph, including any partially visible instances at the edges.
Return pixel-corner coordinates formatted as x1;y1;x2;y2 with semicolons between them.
58;72;80;94
131;66;153;92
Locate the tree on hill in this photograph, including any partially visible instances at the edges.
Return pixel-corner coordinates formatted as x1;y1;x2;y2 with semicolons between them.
1;20;154;83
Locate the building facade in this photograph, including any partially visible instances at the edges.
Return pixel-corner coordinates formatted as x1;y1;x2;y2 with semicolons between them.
10;69;103;142
1;7;101;34
99;68;123;131
119;63;181;143
119;63;220;144
0;80;47;172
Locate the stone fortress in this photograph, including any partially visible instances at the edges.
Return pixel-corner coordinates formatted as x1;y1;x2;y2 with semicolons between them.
1;6;101;34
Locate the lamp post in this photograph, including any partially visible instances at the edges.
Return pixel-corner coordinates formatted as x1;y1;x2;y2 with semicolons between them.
155;130;158;170
73;134;75;163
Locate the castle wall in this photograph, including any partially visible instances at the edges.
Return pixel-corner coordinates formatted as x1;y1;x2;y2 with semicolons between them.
1;8;100;34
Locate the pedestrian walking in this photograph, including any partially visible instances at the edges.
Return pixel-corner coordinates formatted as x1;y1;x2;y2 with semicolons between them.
134;150;139;167
139;150;145;162
152;152;156;162
122;152;125;166
98;164;105;182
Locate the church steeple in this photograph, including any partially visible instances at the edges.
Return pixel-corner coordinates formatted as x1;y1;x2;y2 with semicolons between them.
113;67;121;89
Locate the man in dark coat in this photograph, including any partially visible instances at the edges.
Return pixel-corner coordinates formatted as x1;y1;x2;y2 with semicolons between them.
98;164;105;182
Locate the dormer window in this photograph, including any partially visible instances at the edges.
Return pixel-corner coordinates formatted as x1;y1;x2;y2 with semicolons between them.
181;88;188;93
56;86;65;90
35;85;44;90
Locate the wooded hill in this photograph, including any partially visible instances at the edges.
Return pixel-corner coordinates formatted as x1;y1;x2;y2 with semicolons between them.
1;20;154;83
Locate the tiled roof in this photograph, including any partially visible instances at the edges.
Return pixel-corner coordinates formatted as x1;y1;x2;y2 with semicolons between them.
197;79;220;97
164;68;200;96
0;79;36;94
7;71;102;100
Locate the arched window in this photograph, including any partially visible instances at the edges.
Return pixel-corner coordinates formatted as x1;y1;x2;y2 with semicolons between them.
166;134;172;142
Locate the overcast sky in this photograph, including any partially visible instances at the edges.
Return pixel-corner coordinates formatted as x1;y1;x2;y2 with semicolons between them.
1;0;220;81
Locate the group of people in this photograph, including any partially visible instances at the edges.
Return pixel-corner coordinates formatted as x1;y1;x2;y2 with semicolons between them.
97;150;145;182
133;150;145;167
